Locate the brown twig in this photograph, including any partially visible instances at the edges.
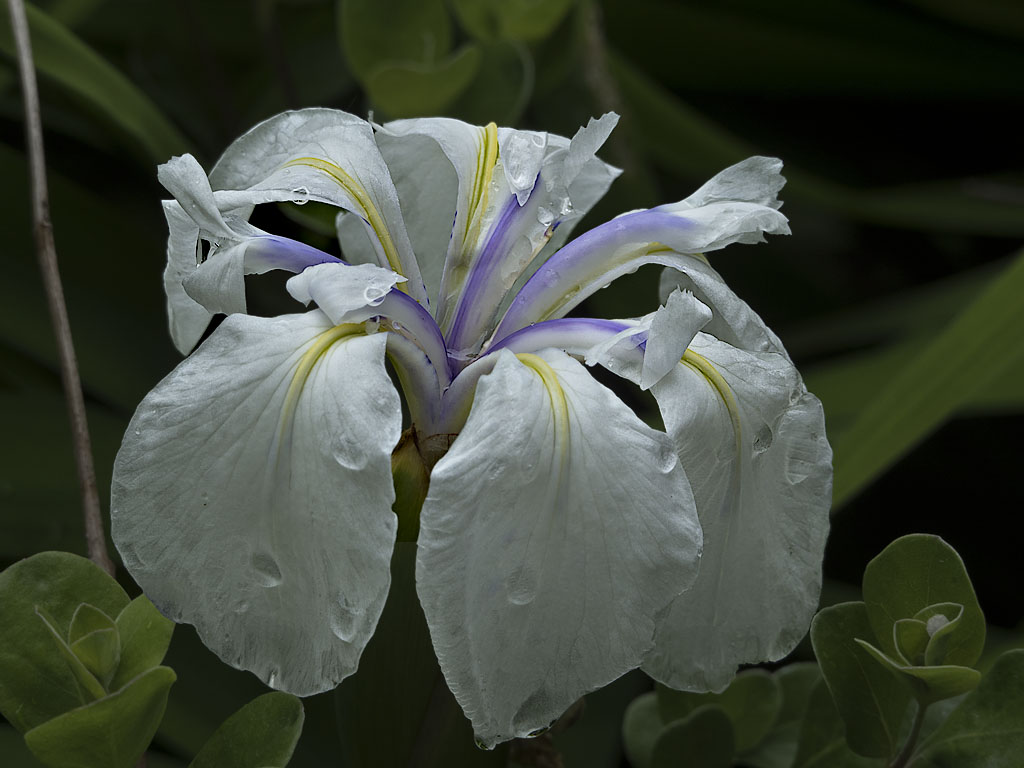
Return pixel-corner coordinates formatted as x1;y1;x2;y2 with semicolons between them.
5;0;115;577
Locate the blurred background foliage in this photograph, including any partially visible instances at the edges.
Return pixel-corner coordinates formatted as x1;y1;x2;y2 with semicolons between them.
1;0;1023;765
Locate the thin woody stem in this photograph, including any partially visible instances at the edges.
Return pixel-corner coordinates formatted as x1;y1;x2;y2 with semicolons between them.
5;0;115;577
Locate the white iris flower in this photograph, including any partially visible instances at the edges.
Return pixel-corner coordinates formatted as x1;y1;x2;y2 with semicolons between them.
111;109;832;747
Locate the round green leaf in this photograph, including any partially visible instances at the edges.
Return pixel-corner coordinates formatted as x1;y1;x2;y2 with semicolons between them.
450;0;575;42
339;0;452;79
187;692;303;768
68;604;116;644
24;666;176;768
622;692;663;768
657;669;782;752
109;595;174;693
810;601;911;759
862;534;984;668
0;552;129;732
366;44;481;118
651;705;735;768
447;41;532;125
911;649;1024;766
791;681;879;768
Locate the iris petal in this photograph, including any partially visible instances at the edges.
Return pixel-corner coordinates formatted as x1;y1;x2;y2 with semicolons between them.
416;349;702;746
111;311;401;696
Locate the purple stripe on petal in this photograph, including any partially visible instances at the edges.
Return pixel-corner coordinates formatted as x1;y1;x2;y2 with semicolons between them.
378;290;453;387
493;210;690;341
244;235;343;275
485;318;633;357
445;192;525;355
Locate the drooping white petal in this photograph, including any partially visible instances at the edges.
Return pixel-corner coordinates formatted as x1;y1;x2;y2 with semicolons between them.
417;349;702;746
286;262;405;325
207;108;427;304
162;200;211;354
158;154;234;240
669;156;786;211
642;332;832;693
181;241;247;316
111;311;401;696
581;290;711;390
641;289;713;390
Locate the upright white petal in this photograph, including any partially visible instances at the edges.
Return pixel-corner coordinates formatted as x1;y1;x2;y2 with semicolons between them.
207;108;427;304
111;311;401;696
642;333;832;693
417;349;702;746
641;289;713;390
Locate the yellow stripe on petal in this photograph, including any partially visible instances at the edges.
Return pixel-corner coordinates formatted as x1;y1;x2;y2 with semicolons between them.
282;157;408;293
462;122;499;257
681;348;742;455
517;352;570;458
278;323;364;451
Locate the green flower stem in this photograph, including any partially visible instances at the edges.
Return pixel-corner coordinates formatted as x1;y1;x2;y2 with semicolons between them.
4;0;114;577
889;701;928;768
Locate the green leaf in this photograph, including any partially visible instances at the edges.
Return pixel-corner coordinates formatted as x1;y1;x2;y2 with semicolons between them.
650;705;735;768
0;552;129;732
188;692;304;768
656;669;782;752
0;3;189;162
861;535;985;668
0;723;46;767
67;604;120;688
339;0;452;79
791;680;882;768
448;40;533;125
910;649;1024;766
365;43;481;117
70;628;120;691
855;640;981;704
451;0;575;42
810;602;911;759
737;664;824;768
894;619;931;666
832;249;1024;505
622;691;663;768
35;607;107;703
23;665;175;768
109;595;174;692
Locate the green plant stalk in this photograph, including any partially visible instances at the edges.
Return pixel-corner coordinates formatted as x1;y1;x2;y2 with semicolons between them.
889;701;928;768
4;0;114;577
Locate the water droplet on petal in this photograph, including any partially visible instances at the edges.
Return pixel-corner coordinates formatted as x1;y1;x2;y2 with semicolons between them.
291;186;309;205
133;428;141;436
332;434;368;471
537;207;555;227
329;593;364;642
752;424;773;454
363;284;388;304
506;566;537;605
252;551;283;587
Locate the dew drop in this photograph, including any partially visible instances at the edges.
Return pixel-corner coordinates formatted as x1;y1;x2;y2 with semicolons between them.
783;451;811;484
558;197;574;216
329;593;363;642
234;599;249;614
752;424;773;454
332;434;368;471
291;186;310;205
505;566;537;605
267;668;279;687
363;284;388;304
133;428;141;436
251;551;283;587
537;206;555;227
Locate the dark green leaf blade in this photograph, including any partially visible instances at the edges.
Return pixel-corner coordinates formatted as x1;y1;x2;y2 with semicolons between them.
791;680;882;768
832;250;1024;506
0;3;189;162
187;692;303;768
